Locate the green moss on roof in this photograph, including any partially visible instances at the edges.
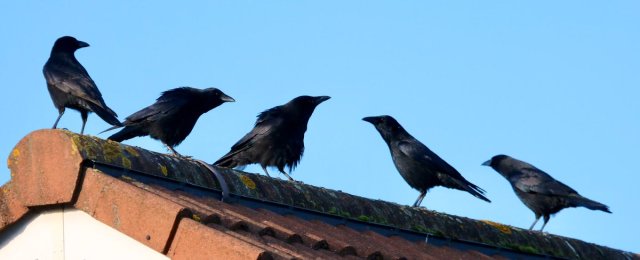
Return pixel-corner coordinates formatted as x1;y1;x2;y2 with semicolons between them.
62;130;633;259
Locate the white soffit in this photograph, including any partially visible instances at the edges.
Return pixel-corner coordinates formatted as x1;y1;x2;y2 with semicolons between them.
0;207;169;260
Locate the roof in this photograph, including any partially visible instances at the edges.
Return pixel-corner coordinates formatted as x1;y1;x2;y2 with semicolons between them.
1;129;637;259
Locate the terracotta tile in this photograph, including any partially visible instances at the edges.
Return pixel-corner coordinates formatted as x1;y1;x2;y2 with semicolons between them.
221;225;338;260
74;168;189;253
0;182;29;230
402;236;473;259
130;183;259;233
216;226;307;260
149;189;246;232
335;225;409;259
362;231;438;260
415;239;496;260
169;218;273;260
308;220;386;258
258;235;324;260
132;185;305;256
213;203;304;244
229;226;321;259
8;130;83;207
3;130;631;260
125;185;300;259
360;231;421;259
136;186;224;226
281;215;357;256
258;209;340;249
256;209;333;250
215;206;277;236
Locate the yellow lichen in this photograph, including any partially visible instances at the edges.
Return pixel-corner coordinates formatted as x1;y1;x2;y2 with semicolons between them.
192;214;201;222
124;146;140;157
102;142;122;163
8;148;20;167
481;220;512;234
240;175;256;190
121;157;132;169
160;165;168;176
70;135;81;155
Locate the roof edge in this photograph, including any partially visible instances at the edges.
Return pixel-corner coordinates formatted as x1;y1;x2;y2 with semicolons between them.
4;129;635;259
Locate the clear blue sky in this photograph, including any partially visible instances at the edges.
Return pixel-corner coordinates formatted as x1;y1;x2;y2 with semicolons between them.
1;1;638;253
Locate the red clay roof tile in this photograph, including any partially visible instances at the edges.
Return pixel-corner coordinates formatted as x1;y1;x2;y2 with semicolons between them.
8;130;83;207
75;168;190;253
1;130;635;260
0;183;28;229
255;209;330;250
169;218;273;260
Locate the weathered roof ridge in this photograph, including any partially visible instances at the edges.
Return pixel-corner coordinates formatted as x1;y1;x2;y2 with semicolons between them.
3;129;636;259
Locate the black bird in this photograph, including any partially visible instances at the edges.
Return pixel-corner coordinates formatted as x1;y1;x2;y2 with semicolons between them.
103;87;234;157
214;95;330;181
482;154;611;231
363;115;490;207
43;36;122;134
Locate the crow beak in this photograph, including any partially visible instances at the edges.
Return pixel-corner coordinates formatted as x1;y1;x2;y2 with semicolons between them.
77;41;90;48
362;116;378;124
314;96;331;104
220;93;235;102
481;159;492;166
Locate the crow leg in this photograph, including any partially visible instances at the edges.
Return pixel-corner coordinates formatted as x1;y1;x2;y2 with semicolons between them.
279;170;295;182
413;191;426;207
539;215;550;232
80;111;88;134
529;215;541;230
164;144;189;158
52;109;65;129
260;165;272;177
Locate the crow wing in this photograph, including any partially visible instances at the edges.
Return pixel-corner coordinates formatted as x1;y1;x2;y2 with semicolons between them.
397;140;489;202
214;106;285;164
44;59;112;112
123;91;191;124
511;167;578;196
397;140;467;181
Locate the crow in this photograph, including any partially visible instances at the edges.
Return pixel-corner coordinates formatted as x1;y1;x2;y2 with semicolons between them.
214;95;330;181
103;87;234;157
43;36;122;134
482;154;611;231
363;115;490;207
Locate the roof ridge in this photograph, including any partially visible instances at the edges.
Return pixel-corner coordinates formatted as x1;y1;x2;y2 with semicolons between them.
2;129;635;259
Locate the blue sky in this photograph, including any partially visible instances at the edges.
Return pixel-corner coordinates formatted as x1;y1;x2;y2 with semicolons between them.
1;1;638;252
